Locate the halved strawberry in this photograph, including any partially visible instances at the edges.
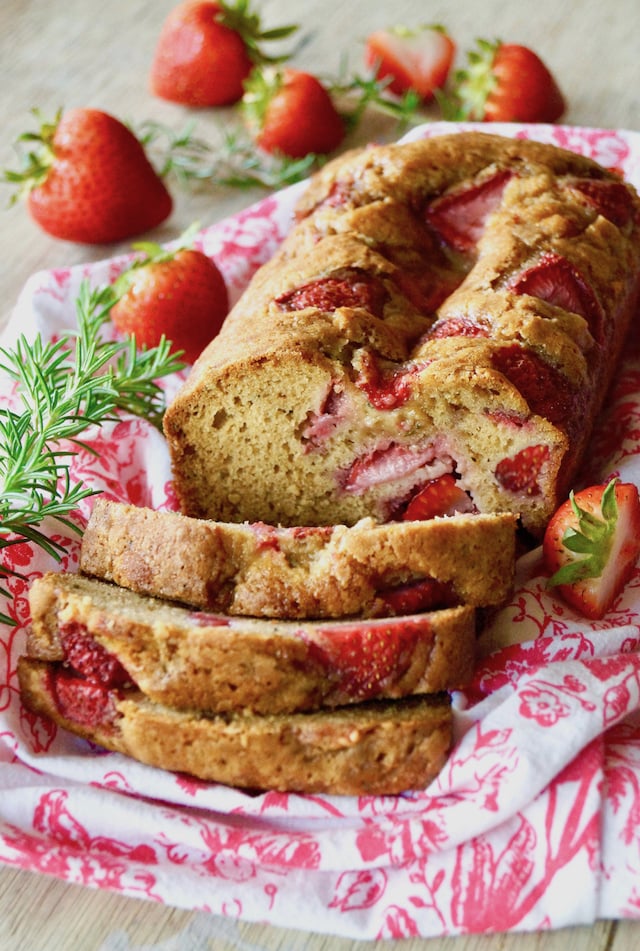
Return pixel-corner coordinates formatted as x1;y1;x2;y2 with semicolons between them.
495;444;550;496
491;344;579;428
343;443;443;494
402;474;475;520
543;478;640;619
275;269;386;315
306;616;426;701
508;252;603;342
364;24;456;101
565;177;635;229
425;170;513;254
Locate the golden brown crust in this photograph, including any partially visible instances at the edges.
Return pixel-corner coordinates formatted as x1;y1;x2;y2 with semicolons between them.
18;657;452;795
164;132;640;537
79;498;516;616
27;572;477;714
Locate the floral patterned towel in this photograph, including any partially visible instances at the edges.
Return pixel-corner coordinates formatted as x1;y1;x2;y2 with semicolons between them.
1;123;640;941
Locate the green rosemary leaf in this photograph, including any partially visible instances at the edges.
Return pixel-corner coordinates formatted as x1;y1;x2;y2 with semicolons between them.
0;275;185;623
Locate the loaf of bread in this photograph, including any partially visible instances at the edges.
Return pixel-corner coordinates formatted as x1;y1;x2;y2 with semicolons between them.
164;132;640;537
79;498;516;617
27;571;476;714
18;657;451;795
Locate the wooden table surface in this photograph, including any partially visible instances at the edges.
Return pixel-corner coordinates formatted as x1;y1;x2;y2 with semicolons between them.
1;0;639;948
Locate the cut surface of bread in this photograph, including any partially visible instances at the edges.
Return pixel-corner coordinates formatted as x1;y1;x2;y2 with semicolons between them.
28;572;477;714
18;657;452;796
163;132;640;537
79;498;517;617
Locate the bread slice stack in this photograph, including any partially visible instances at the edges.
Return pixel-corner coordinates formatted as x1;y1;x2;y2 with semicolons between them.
18;499;517;795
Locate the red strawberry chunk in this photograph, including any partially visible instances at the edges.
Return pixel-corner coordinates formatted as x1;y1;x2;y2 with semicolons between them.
402;474;476;520
373;578;457;615
491;343;578;428
393;269;461;315
302;383;349;447
495;444;550;495
305;617;429;701
354;351;425;410
343;442;445;494
425;316;490;339
52;668;118;728
425;170;513;254
508;252;603;341
566;177;634;229
276;270;387;316
60;623;131;688
294;179;356;222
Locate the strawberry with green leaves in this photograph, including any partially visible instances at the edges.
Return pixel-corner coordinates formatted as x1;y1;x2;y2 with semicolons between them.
243;67;345;159
364;24;456;102
543;478;640;619
446;38;566;123
4;108;172;244
150;0;298;107
111;233;229;364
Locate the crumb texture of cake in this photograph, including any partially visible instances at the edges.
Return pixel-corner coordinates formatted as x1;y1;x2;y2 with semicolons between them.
163;132;640;537
18;657;452;796
79;498;517;617
27;572;477;714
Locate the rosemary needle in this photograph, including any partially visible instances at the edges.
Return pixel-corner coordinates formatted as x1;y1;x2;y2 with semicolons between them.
0;279;185;624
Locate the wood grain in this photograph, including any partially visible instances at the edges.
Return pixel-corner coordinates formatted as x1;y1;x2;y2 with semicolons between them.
1;0;639;948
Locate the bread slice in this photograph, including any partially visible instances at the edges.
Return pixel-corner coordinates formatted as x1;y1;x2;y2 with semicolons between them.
79;498;517;617
18;657;452;795
27;572;476;715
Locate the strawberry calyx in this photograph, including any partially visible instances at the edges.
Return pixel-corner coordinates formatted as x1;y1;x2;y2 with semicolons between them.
112;223;200;295
439;38;500;121
242;67;284;133
3;108;62;203
547;478;619;587
218;0;298;67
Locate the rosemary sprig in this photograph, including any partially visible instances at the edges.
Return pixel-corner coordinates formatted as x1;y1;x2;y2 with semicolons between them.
0;279;185;624
325;64;425;135
137;119;320;190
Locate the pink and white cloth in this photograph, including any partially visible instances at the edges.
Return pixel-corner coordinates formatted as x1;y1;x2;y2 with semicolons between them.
1;123;640;940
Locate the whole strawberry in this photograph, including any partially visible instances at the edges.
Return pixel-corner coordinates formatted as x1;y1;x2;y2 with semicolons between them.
150;0;298;107
446;38;566;123
543;478;640;619
243;68;345;159
5;108;172;244
111;237;229;363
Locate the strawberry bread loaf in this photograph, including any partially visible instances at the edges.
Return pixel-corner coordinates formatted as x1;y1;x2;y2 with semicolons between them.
164;132;640;537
